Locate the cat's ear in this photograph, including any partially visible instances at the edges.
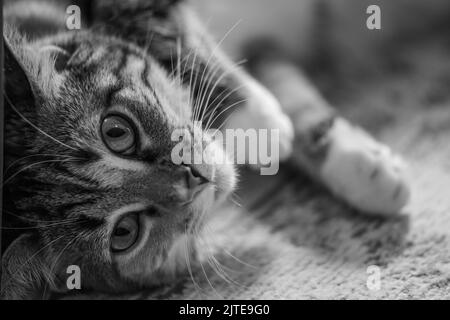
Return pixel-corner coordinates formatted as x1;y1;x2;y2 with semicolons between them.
39;44;74;72
3;35;37;112
1;234;50;300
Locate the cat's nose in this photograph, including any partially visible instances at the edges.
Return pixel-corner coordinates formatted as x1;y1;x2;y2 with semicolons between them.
182;164;208;189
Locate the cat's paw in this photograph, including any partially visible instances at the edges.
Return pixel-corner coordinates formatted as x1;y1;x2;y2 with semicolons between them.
224;79;294;166
320;119;410;215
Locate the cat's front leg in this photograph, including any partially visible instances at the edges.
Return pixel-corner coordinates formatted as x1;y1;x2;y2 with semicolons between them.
222;72;295;165
244;57;411;215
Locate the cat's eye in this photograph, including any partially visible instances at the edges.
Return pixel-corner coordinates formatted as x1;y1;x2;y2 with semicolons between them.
111;214;139;252
101;115;136;155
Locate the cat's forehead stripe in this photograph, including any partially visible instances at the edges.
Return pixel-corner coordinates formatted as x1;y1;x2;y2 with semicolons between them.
109;52;164;112
138;56;164;111
124;54;145;77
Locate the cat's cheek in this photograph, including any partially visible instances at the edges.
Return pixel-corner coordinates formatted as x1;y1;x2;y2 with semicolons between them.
160;234;198;278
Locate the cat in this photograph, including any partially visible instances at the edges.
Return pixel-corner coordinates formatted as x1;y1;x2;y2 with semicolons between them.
1;0;413;299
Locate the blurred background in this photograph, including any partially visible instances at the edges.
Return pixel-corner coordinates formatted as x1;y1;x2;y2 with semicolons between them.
193;0;450;76
192;0;450;131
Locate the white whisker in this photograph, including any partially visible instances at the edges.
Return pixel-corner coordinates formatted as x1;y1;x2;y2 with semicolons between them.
2;158;85;187
5;95;77;151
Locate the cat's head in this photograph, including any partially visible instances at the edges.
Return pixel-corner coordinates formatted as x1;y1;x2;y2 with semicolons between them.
2;27;236;298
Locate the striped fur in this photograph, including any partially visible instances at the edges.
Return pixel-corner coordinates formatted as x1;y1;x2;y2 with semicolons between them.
2;0;237;299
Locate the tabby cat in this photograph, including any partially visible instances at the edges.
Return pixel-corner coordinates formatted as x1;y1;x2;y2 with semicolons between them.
2;0;411;299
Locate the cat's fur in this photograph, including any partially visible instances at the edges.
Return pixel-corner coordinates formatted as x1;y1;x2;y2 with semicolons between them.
2;0;413;299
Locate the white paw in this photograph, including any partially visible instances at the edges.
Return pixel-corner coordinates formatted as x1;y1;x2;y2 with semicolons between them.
224;78;294;167
320;119;411;215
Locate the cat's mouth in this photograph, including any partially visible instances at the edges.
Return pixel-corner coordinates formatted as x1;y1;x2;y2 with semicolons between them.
181;181;216;233
180;182;210;206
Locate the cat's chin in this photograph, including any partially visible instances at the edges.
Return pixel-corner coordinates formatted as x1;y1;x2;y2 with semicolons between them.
139;233;200;290
149;183;231;287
